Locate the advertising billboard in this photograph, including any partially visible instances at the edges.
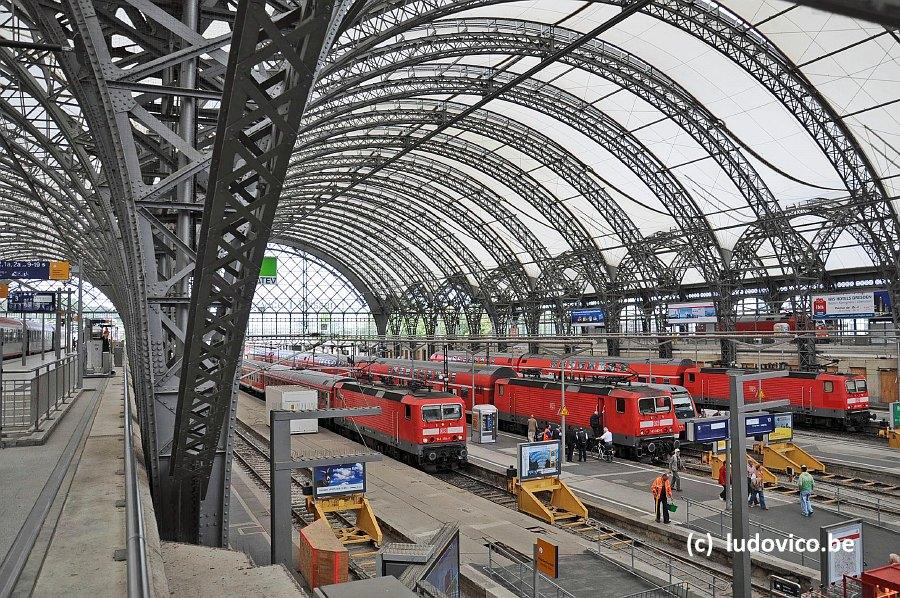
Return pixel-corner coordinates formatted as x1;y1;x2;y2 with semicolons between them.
666;301;717;324
812;292;875;320
769;413;793;443
571;308;605;327
423;530;460;598
312;462;366;498
7;291;56;314
820;520;863;587
259;256;278;285
518;440;561;481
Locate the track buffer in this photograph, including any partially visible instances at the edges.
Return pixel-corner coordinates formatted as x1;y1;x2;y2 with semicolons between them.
509;476;588;525
307;494;384;546
760;442;825;475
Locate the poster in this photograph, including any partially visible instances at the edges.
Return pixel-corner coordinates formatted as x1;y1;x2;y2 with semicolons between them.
571;308;605;327
812;292;875;320
518;441;561;481
424;531;460;598
820;521;863;586
666;301;717;324
312;462;365;498
769;413;793;443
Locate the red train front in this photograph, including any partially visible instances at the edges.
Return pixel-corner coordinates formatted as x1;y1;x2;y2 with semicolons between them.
239;362;467;469
493;378;683;460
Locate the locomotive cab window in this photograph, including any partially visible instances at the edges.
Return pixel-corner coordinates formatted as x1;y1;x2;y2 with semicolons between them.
847;380;866;393
639;396;672;414
687;373;695;383
422;404;462;422
824;381;834;393
422;406;442;422
616;398;626;413
442;404;462;420
405;405;411;419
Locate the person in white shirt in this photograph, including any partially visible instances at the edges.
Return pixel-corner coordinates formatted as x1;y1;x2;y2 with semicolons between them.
599;426;613;454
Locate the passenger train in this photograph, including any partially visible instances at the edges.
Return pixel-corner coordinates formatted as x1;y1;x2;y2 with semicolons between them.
430;351;871;431
0;316;59;360
243;345;350;373
356;358;683;460
239;358;467;469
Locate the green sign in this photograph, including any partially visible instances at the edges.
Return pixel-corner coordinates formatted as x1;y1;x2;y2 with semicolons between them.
891;402;900;429
259;256;277;285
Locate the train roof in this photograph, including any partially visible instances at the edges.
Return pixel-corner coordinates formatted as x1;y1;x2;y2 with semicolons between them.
508;377;668;397
288;369;354;389
362;358;516;377
339;382;459;403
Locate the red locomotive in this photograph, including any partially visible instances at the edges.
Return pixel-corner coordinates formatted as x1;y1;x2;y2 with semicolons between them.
429;352;870;431
239;359;467;469
354;358;682;460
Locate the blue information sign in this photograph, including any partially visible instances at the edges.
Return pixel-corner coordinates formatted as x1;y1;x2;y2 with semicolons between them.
0;260;50;280
744;413;775;436
571;308;605;326
7;291;56;314
689;419;729;443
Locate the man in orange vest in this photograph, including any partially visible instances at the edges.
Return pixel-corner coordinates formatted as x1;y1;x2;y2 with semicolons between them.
651;473;673;524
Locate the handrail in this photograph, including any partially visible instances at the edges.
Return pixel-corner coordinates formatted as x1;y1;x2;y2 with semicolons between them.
123;353;151;597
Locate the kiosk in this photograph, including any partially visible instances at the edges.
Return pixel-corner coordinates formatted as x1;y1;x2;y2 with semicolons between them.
470;404;497;444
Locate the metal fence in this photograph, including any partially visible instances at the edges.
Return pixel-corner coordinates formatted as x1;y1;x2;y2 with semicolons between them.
484;542;690;598
0;354;79;439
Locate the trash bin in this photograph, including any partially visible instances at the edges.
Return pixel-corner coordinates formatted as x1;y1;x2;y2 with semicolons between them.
470;404;498;444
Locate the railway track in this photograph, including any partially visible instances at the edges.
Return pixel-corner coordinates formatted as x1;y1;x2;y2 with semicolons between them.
433;467;742;597
232;420;406;580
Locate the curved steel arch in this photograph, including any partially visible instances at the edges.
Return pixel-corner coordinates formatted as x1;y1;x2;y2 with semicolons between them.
318;17;823;279
284;167;531;294
309;63;726;284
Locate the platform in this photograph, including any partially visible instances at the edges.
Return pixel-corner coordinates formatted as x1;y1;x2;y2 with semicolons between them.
235;393;660;597
465;430;900;572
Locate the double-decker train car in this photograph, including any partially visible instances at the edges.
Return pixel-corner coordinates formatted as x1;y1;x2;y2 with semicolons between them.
494;378;683;459
1;317;58;359
354;357;681;460
244;345;350;373
239;361;467;469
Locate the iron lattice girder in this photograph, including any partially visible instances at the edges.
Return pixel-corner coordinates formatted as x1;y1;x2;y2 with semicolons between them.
171;0;346;486
295;112;623;285
289;148;552;273
318;19;824;283
283;171;530;293
307;63;725;282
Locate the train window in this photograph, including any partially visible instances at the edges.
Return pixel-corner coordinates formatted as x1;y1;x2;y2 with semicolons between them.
847;380;866;393
442;404;463;420
405;405;411;419
499;385;505;396
422;406;443;422
639;396;672;414
616;398;626;413
824;381;834;393
688;373;695;383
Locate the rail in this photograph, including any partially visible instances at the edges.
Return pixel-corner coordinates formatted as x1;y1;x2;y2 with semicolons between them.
0;354;79;441
680;496;820;568
123;356;151;598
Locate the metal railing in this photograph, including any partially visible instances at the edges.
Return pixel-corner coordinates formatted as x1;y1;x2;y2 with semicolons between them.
123;356;151;598
620;583;691;598
485;542;576;598
681;496;820;568
826;483;899;525
0;354;79;440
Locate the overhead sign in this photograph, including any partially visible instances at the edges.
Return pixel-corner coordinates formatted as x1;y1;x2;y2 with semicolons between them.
812;292;875;320
0;260;70;280
7;290;56;314
820;520;863;587
312;462;365;498
687;419;728;443
518;440;561;481
259;256;277;285
535;538;558;579
667;301;717;324
571;307;605;327
769;412;794;443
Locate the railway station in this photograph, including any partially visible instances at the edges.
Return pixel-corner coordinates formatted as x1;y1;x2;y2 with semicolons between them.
0;1;899;597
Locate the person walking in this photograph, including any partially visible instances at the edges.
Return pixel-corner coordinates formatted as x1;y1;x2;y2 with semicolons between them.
565;426;575;462
797;464;815;517
527;414;538;442
575;427;588;462
718;462;728;501
651;473;673;524
551;424;561;441
748;464;769;510
669;449;683;492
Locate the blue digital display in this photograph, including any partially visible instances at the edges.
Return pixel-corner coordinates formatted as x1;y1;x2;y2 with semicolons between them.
0;260;50;280
744;413;775;436
690;419;729;442
571;308;605;325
